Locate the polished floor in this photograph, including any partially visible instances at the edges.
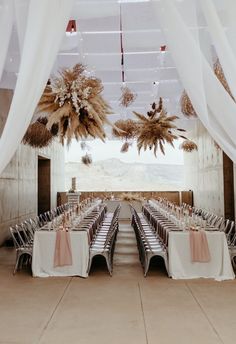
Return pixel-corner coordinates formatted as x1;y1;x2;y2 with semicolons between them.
0;222;236;344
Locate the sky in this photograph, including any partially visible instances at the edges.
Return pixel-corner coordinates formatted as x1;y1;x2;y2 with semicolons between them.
65;139;184;165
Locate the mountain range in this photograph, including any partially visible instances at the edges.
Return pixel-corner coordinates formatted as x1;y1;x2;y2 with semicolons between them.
65;158;185;191
66;158;184;191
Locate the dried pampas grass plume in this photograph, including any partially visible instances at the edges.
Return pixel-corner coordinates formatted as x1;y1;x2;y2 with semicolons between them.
179;140;198;152
112;119;138;140
120;86;136;107
37;63;112;145
22;117;53;148
214;141;221;150
120;142;131;153
120;192;144;202
180;91;197;118
81;153;92;165
133;98;187;156
80;141;91;151
214;59;235;100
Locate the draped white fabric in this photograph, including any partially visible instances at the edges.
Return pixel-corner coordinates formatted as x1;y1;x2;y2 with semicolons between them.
153;0;236;162
224;0;236;58
0;0;74;175
0;0;14;80
199;0;236;101
14;0;29;54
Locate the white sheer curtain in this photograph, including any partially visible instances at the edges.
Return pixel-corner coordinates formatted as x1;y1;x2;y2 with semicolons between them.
152;0;236;162
0;0;74;175
224;0;236;58
199;0;236;101
0;0;14;80
14;0;29;54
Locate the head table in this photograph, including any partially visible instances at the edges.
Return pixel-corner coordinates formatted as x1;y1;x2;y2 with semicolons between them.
32;200;103;278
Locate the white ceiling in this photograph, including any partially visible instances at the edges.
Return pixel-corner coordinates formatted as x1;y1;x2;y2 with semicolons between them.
2;0;222;132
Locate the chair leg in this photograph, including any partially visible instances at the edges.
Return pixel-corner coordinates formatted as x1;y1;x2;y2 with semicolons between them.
144;255;151;277
104;253;112;276
231;255;236;270
163;255;170;277
87;253;95;275
13;252;22;275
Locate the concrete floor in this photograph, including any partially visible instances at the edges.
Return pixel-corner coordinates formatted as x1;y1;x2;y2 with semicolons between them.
1;222;236;344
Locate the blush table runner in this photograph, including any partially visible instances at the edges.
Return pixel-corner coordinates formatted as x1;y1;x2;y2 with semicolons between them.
189;230;211;263
54;230;73;267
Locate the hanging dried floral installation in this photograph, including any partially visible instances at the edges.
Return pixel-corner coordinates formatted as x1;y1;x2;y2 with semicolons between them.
22;117;54;148
212;59;234;149
214;140;221;150
119;86;136;107
120;141;132;153
80;141;91;151
112;119;138;153
37;63;112;145
112;119;138;140
81;153;92;166
133;97;187;156
214;59;234;101
180;90;197;118
120;192;144;202
179;139;198;152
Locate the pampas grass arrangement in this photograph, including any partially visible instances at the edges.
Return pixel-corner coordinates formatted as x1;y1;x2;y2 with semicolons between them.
133;98;187;156
112;119;138;140
37;63;112;145
214;59;234;100
179;139;198;152
120;141;131;153
81;153;92;165
180;91;197;118
180;59;234;119
22;117;53;148
119;86;136;107
120;192;144;202
214;141;221;150
80;141;90;151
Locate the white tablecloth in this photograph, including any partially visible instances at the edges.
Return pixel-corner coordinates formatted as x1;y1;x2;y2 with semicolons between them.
32;230;89;278
168;231;235;281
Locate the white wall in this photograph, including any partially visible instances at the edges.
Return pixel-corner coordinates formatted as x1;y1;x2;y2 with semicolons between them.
184;120;224;216
0;89;65;245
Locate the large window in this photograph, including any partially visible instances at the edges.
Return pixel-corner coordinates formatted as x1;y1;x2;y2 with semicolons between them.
65;139;184;191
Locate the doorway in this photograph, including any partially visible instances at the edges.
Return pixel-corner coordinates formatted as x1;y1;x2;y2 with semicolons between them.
223;152;235;220
38;156;51;215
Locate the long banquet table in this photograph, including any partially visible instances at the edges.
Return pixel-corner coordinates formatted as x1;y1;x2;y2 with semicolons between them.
145;201;235;281
32;200;104;278
32;230;89;278
168;231;234;281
